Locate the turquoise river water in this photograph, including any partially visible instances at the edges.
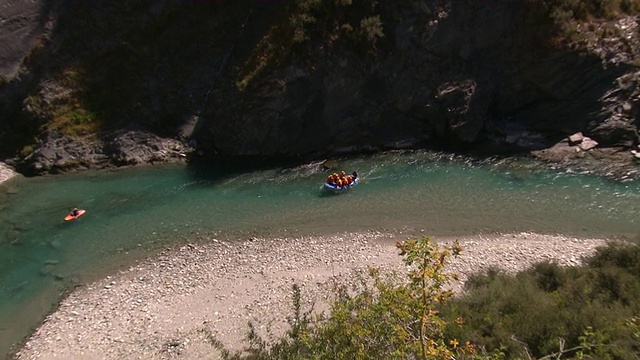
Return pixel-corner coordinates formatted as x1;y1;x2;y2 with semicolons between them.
1;150;639;357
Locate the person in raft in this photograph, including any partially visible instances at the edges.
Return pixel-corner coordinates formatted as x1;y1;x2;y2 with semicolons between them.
326;171;356;188
326;173;339;185
340;171;355;187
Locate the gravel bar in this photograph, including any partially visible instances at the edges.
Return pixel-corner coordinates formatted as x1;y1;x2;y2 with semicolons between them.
15;231;608;360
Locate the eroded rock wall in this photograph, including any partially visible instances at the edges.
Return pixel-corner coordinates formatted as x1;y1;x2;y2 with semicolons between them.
0;0;638;175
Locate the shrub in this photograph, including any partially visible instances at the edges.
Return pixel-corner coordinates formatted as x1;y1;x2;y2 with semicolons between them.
359;15;383;45
214;236;484;359
214;241;640;359
443;242;640;359
587;242;640;278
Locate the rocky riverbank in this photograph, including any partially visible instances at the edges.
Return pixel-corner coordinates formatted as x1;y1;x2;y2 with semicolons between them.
14;231;608;360
530;138;640;181
13;130;194;176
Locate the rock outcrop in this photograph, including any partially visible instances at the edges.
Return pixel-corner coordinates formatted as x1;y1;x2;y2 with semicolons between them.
0;161;17;183
0;0;52;79
16;130;191;176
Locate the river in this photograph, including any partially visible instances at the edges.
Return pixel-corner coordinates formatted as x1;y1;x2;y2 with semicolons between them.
1;150;639;357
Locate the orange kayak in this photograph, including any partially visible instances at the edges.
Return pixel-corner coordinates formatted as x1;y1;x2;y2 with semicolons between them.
64;209;86;221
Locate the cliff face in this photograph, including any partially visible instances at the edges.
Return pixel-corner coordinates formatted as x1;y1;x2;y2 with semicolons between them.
0;0;638;175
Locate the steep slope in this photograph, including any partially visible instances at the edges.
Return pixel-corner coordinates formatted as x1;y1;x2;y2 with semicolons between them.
0;0;638;176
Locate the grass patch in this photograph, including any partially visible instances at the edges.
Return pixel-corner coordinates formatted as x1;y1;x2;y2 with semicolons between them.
46;105;101;137
22;65;104;139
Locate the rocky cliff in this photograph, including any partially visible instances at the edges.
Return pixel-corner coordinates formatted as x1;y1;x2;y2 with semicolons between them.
0;0;639;177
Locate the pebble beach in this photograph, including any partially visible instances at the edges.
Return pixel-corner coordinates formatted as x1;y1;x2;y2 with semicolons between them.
14;231;608;360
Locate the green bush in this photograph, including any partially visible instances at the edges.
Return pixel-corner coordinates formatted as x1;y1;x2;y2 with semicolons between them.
214;236;486;359
214;240;640;359
443;242;640;359
531;261;566;292
587;242;640;278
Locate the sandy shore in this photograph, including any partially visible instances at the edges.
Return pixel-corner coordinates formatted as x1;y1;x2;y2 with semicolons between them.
14;231;608;360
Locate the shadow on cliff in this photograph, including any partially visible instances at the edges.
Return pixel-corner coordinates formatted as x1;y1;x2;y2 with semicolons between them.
0;0;65;159
1;1;284;158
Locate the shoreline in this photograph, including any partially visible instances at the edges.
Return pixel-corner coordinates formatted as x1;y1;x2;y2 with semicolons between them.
14;231;609;360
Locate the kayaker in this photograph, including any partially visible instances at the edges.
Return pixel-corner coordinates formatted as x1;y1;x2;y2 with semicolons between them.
71;208;80;217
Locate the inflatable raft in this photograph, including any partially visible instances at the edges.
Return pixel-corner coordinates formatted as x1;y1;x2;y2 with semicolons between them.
323;177;360;193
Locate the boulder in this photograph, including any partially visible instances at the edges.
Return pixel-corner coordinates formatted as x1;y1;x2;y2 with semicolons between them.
105;131;191;166
19;130;106;175
589;118;639;147
0;162;17;183
579;137;598;151
568;132;584;145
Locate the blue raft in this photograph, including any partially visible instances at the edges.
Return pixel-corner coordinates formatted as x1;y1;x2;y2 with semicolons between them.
323;177;360;193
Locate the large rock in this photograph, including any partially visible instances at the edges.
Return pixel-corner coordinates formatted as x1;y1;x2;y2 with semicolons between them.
18;130;191;175
589;118;638;147
0;162;17;183
0;0;51;79
587;71;640;147
18;130;107;175
105;131;191;166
